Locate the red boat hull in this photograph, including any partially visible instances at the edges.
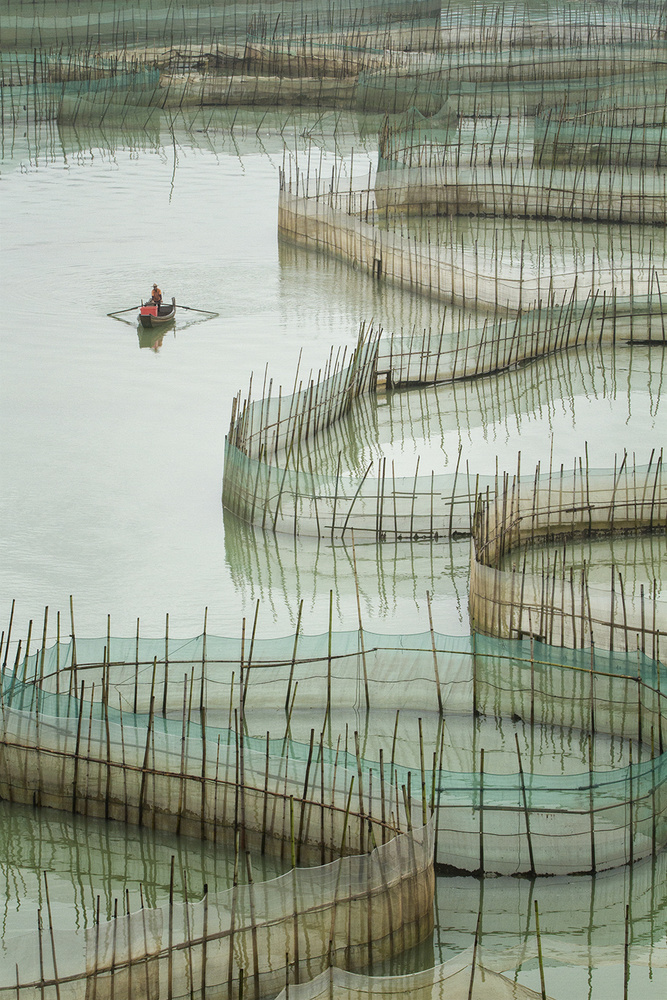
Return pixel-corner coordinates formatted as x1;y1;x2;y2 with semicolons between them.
139;298;176;328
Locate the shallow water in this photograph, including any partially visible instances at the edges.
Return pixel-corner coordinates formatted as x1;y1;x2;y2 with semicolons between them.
370;850;667;995
501;532;666;602
0;112;390;638
301;342;666;479
227;705;643;776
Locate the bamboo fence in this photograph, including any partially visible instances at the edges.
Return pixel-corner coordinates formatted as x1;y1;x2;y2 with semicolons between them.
470;454;666;654
1;606;666;879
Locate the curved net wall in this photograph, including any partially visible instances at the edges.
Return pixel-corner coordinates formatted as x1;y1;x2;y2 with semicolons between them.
279;162;667;311
469;457;667;653
0;657;435;998
1;2;666;131
0;817;433;999
0;0;441;49
3;621;666;878
3;3;667;996
222;324;666;541
533;99;667;169
274;962;553;1000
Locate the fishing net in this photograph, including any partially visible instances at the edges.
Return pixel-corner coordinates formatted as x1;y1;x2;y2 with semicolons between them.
5;622;666;877
469;460;667;653
273;960;553;1000
278;167;667;312
0;657;435;998
222;323;667;542
0;803;434;999
0;69;165;127
533;99;667;169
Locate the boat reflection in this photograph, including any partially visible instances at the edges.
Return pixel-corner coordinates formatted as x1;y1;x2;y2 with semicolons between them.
137;325;168;352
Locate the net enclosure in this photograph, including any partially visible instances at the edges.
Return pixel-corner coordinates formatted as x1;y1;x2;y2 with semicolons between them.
223;323;666;543
3;618;666;880
469;457;666;654
0;659;435;998
3;2;667;997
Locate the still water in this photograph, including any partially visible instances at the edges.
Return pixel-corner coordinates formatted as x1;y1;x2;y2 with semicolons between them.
1;108;666;996
1;110;466;640
2;110;662;640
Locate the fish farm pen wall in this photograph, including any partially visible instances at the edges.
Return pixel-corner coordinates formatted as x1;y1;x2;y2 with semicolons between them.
470;459;666;652
0;612;666;993
3;0;667;997
278;164;667;310
222;324;667;542
3;617;667;874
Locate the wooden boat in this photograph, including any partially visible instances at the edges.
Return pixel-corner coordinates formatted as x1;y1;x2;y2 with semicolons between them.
139;297;176;328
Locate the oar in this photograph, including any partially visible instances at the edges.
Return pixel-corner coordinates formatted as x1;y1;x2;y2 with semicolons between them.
176;304;220;316
107;305;142;317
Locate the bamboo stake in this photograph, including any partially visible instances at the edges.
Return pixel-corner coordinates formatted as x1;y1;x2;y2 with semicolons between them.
284;599;303;713
426;591;443;713
350;530;370;711
515;733;535;875
467;910;482;1000
534;900;547;1000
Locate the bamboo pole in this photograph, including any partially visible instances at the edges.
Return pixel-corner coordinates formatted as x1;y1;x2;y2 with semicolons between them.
350;530;370;711
515;733;535;875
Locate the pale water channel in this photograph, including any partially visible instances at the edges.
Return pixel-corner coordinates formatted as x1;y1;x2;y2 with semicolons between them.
1;108;666;996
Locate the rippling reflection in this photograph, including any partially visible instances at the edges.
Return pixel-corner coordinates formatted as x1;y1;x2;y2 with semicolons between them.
0;800;287;949
297;343;666;479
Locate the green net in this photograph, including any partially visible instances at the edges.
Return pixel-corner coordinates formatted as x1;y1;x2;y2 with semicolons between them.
223;320;667;542
4;621;665;879
469;458;666;653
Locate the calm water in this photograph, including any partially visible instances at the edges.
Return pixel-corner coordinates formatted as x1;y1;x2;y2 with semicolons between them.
1;110;479;640
2;111;662;642
2;108;666;996
305;343;666;479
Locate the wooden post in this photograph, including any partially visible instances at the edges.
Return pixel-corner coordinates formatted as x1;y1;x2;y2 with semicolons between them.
134;617;140;715
623;903;630;1000
245;853;260;995
534;900;547;1000
69;596;78;697
167;856;174;1000
71;680;85;815
162;613;169;717
201;885;208;999
588;734;596;874
296;729;315;864
138;694;155;828
200;606;208;713
350;530;370;711
479;748;485;875
467;910;482;1000
418;718;428;828
43;873;60;1000
2;599;14;672
515;733;535;875
327;590;333;716
39;606;48;694
284;600;303;713
426;591;443;714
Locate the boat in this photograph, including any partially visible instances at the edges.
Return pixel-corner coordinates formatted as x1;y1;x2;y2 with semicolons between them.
139;297;176;328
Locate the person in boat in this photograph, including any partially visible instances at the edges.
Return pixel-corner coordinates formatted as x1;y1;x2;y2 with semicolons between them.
149;283;162;306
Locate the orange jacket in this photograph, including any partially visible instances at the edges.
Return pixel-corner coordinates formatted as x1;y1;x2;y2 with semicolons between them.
151;287;162;304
